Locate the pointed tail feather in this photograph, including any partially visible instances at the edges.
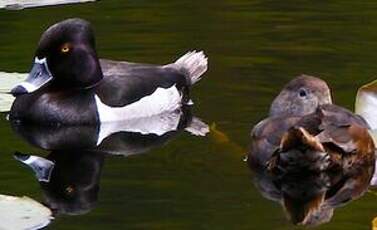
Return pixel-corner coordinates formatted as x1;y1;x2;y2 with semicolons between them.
280;127;325;152
269;127;329;173
173;50;208;85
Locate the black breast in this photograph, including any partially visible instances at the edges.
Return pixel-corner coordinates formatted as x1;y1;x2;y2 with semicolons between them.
10;88;98;125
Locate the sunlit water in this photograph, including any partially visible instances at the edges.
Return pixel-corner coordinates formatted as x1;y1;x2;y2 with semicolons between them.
1;1;377;229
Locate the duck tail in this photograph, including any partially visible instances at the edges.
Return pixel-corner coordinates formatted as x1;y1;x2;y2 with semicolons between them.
173;50;208;85
267;127;328;173
280;127;325;153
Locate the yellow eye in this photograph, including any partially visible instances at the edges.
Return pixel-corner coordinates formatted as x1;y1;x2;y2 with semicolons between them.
61;44;71;53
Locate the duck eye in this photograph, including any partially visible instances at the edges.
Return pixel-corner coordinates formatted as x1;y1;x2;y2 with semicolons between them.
65;186;75;195
299;89;307;97
61;44;71;53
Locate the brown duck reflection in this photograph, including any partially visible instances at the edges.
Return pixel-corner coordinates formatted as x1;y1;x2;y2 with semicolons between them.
11;107;208;216
248;159;374;226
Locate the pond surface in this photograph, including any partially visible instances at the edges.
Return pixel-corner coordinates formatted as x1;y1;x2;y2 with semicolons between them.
1;0;377;229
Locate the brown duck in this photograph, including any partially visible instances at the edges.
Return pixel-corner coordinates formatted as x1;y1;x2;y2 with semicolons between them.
248;75;376;174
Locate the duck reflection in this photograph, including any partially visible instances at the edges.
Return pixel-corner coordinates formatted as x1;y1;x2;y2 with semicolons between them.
11;107;208;216
248;147;374;226
15;150;104;215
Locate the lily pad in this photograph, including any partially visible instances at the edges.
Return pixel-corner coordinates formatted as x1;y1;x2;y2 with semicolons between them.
0;194;52;230
0;0;96;10
0;72;26;112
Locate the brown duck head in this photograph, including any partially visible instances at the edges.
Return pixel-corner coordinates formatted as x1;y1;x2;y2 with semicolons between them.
269;75;332;117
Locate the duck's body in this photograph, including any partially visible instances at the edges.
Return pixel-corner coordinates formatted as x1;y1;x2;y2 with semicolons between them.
9;19;208;125
11;53;205;125
248;75;375;174
249;95;376;226
249;104;375;173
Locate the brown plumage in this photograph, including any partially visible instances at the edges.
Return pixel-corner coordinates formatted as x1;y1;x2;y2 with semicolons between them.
248;75;376;226
248;75;375;174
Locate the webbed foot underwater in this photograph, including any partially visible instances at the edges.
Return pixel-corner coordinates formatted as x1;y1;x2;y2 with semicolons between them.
9;18;208;125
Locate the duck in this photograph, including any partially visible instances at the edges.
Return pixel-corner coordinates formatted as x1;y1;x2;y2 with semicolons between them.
247;75;376;174
9;18;208;125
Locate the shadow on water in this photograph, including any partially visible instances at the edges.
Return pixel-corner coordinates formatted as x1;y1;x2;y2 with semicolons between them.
11;107;208;224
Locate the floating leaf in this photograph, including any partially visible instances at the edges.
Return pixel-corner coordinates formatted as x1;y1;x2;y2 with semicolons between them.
0;72;26;112
0;194;52;230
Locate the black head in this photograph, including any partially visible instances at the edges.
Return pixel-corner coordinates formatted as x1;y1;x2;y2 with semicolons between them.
11;18;103;96
269;75;332;117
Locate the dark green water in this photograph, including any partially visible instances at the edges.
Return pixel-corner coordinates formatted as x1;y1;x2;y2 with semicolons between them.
1;0;377;229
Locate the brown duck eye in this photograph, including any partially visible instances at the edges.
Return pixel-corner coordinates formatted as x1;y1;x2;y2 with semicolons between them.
61;43;71;53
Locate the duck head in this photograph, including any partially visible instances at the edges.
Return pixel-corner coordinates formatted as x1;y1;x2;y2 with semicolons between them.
269;75;332;117
11;18;102;96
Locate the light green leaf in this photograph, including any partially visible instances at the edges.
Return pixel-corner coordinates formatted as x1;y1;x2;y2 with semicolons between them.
0;72;26;112
0;194;52;230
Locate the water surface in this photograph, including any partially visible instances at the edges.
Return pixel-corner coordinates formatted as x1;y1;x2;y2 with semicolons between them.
1;1;377;229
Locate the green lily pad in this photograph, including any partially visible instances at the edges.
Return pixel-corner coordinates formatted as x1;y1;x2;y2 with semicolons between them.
0;194;52;230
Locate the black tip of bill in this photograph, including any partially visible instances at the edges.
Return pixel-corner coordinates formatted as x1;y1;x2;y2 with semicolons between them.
10;85;28;96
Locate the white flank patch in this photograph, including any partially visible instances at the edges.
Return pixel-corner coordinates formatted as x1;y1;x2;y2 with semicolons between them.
97;110;182;145
355;91;377;129
0;194;53;230
95;85;182;123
